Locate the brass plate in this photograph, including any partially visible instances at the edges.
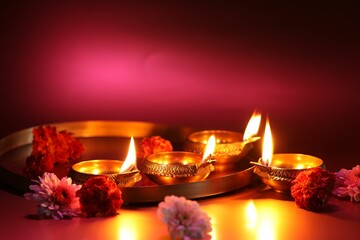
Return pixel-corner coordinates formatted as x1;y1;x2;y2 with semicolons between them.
0;120;256;203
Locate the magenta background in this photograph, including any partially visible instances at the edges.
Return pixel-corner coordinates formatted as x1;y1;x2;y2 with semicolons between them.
1;1;359;170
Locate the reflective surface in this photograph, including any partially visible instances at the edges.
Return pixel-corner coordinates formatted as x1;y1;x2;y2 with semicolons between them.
142;152;215;185
185;130;253;167
268;154;324;169
253;154;324;193
0;121;255;203
1;182;359;240
69;159;142;187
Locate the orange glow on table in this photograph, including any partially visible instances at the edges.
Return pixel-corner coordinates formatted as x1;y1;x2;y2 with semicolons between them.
246;200;257;229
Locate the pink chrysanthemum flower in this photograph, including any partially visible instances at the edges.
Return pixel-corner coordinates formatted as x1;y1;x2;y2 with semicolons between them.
333;165;360;202
157;195;212;240
24;172;82;219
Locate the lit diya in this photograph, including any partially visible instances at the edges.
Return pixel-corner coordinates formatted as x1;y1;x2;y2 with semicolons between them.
185;111;261;169
251;119;324;193
69;137;142;187
142;135;217;185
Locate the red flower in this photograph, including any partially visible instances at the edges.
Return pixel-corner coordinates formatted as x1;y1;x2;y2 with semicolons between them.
77;176;123;217
24;155;56;179
140;136;173;158
291;167;335;212
23;125;85;179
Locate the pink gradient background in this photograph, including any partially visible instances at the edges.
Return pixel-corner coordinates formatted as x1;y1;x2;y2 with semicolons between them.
1;1;359;170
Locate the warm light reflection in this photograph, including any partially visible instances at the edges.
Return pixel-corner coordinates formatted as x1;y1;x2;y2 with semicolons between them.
119;227;137;240
246;200;257;229
118;214;138;240
202;135;216;162
120;137;137;173
256;202;277;240
207;212;217;240
92;169;100;174
295;164;305;169
243;111;262;141
261;119;273;166
258;219;275;240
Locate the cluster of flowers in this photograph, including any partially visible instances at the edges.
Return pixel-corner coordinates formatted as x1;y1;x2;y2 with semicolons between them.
24;133;177;219
25;173;123;219
23;126;358;235
23;126;85;179
291;165;359;212
25;174;213;240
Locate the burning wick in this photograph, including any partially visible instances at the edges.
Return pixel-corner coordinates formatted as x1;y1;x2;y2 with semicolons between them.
120;137;137;173
243;111;262;142
249;118;273;168
202;135;216;163
261;119;273;167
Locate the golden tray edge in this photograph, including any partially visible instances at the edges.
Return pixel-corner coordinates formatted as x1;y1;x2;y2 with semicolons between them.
0;120;256;203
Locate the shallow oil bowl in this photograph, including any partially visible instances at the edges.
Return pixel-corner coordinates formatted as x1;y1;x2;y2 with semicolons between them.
69;159;142;187
185;130;253;168
253;153;324;193
142;152;215;185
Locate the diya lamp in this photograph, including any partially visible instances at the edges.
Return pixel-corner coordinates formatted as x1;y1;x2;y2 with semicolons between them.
251;119;324;193
69;137;142;187
184;111;261;170
142;135;217;185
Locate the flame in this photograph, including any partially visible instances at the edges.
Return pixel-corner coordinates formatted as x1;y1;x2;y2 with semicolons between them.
243;111;262;141
202;135;216;162
120;137;137;173
246;200;257;229
261;119;273;166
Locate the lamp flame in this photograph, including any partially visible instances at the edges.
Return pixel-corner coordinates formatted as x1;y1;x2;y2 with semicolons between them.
120;137;137;173
243;111;262;141
202;135;216;162
261;119;273;166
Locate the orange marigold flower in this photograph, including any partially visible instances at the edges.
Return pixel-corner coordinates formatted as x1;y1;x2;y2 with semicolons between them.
23;125;85;179
140;136;173;158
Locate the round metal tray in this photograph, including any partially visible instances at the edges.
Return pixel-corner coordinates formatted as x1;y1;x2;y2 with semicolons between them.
0;120;256;203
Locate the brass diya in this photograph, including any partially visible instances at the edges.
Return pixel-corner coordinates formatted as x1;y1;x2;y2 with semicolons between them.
185;130;258;170
142;152;216;185
251;153;324;193
69;159;142;187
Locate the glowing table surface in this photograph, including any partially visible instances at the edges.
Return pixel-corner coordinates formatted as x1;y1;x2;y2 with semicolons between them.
1;181;359;240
